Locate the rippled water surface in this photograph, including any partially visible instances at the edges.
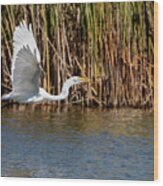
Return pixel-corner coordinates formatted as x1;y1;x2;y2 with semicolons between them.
1;107;154;180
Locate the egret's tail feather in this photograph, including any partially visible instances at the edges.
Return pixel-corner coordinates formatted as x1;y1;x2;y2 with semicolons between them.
2;93;12;101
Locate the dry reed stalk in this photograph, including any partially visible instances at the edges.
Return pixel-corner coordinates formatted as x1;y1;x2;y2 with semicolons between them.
1;2;154;109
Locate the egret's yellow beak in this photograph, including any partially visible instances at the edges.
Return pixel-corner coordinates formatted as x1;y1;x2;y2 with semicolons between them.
78;77;90;82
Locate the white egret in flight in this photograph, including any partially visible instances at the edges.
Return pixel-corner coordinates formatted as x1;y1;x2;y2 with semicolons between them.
2;21;88;103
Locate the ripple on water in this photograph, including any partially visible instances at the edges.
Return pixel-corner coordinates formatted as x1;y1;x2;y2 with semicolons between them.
1;108;154;180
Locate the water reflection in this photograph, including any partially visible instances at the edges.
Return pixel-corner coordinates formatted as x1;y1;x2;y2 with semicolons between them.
1;107;154;180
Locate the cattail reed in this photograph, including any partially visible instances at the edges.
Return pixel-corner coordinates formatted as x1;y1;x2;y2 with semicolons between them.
1;2;154;108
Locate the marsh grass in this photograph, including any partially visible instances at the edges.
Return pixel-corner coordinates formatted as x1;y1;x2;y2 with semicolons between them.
1;2;154;108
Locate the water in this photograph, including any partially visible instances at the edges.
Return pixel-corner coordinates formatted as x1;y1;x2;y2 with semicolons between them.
1;107;154;180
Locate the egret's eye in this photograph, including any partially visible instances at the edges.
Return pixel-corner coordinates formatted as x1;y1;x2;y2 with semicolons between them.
73;79;78;82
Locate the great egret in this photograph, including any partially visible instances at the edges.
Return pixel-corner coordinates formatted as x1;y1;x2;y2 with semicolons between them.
2;21;88;103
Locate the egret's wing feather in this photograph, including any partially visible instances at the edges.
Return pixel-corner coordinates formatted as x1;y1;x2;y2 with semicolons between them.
13;46;41;95
12;21;41;96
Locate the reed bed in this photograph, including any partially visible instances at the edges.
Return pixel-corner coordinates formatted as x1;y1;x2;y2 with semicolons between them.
1;2;154;108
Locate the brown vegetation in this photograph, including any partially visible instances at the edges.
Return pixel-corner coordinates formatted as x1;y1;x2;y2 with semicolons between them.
1;2;154;108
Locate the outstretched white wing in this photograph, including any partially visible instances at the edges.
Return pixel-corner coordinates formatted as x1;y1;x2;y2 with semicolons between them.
11;21;41;96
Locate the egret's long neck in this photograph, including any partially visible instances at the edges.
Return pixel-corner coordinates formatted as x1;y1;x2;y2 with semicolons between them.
42;81;70;101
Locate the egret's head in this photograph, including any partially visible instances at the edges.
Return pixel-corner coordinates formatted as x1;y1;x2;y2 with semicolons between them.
61;76;90;98
66;76;89;87
71;76;89;84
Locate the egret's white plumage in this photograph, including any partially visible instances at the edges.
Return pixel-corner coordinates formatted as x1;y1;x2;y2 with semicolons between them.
2;21;87;103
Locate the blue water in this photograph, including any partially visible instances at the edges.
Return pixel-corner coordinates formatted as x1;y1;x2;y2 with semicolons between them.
1;108;154;180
